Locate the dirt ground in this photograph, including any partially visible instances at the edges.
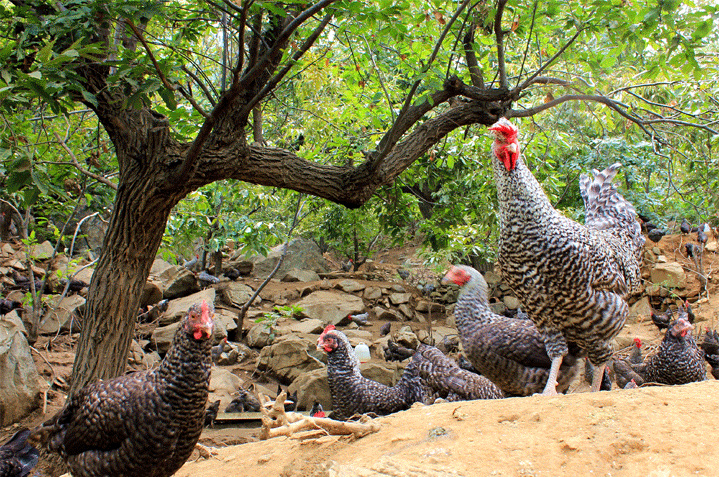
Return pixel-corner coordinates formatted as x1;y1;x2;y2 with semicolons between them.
3;232;719;476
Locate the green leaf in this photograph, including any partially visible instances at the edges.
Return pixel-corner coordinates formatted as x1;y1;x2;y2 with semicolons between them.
81;90;98;107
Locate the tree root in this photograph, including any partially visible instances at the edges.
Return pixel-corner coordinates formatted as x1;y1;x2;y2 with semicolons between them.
258;391;381;440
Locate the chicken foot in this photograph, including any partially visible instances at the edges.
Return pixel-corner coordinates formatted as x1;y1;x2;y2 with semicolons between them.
590;362;608;392
540;356;563;395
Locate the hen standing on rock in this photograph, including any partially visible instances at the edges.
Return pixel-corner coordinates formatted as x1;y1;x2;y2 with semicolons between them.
30;301;215;477
317;325;423;420
488;118;644;394
443;265;581;396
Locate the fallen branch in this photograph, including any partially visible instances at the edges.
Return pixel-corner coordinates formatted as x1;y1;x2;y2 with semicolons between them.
258;392;381;440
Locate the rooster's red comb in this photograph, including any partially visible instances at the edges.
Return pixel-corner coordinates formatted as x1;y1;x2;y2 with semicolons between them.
488;117;518;136
321;324;336;336
633;337;641;347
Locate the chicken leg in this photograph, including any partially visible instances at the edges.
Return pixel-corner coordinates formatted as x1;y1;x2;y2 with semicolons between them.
590;363;607;392
541;356;563;395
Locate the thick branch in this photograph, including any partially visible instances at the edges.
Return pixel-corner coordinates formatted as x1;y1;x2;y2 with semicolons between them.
463;24;484;88
494;0;509;88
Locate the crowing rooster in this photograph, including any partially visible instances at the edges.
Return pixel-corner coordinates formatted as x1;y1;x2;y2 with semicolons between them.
30;301;215;477
488;118;644;394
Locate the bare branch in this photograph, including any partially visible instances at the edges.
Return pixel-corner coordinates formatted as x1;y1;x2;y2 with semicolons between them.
126;20;209;118
182;66;217;107
494;0;509;88
54;132;118;190
514;28;584;93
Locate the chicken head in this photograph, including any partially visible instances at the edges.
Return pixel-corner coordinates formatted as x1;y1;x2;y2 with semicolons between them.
488;117;520;171
185;300;215;340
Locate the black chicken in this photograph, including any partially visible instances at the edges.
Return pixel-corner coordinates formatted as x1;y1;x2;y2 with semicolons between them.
223;268;241;281
30;300;216;477
384;339;415;362
704;354;719;380
612;359;645;389
680;218;691;234
310;401;326;418
634;314;706;385
684;300;695;324
443;265;581;396
397;268;410;280
629;338;643;366
379;322;392;337
317;325;424;420
60;278;89;293
685;243;700;259
225;388;261;413
647;228;665;243
204;400;221;428
411;344;503;401
340;259;353;272
700;329;719;380
583;359;612;391
650;308;673;331
697;224;708;245
197;270;220;288
0;299;23;316
0;428;38;477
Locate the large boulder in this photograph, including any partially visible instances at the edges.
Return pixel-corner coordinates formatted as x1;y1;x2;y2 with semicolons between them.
250;238;329;278
159;265;200;299
651;262;686;289
223;282;258;307
257;335;325;384
281;269;321;283
296;290;364;326
0;312;41;425
289;368;331;411
159;289;216;326
39;294;85;335
628;296;652;323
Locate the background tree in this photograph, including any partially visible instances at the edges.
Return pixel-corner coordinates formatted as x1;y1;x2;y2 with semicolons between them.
1;0;716;393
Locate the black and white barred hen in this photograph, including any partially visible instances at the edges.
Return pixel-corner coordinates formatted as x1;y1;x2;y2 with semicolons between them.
411;343;504;401
488;118;644;394
632;311;705;385
30;301;215;477
443;265;581;396
317;325;423;420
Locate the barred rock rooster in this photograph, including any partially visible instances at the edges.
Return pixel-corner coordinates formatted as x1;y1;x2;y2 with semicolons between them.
0;428;38;477
488;118;644;394
411;343;504;401
442;265;581;396
701;329;719;380
632;313;706;385
30;301;215;477
317;325;423;420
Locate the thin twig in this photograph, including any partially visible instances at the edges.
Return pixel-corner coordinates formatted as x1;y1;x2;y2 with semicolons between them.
54;132;118;190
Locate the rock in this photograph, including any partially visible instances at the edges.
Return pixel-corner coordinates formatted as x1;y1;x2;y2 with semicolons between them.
390;285;406;293
483;270;502;286
335;279;365;293
388;293;411;305
150;258;175;276
160;265;201;299
258;287;297;304
287;318;325;334
247;322;275;348
250;238;329;278
29;240;54;260
214;308;239;337
210;368;243;394
364;286;383;300
296;290;364;326
415;300;445;314
342;329;374;345
503;295;521;310
396;326;419;349
650;262;686;289
628;296;652;324
39;294;85;335
0;313;41;425
128;340;145;366
707;241;717;253
489;301;506;315
398;304;413;318
282;269;321;283
257;335;325;383
159;289;216;326
225;260;254;276
289;367;332;412
359;361;405;387
143;351;161;369
152;322;180;354
373;307;404;322
140;279;164;308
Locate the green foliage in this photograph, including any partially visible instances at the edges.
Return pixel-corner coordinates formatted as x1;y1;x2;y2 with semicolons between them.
256;304;304;340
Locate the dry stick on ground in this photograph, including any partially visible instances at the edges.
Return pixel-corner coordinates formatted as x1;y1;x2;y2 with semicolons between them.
236;194;305;332
258;392;381;440
29;346;58;414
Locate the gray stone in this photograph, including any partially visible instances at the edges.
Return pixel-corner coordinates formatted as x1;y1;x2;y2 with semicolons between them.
364;286;383;300
142;351;161;369
247;322;275;348
335;279;365;293
388;293;411;305
224;282;258;307
396;326;419;349
651;262;686;289
483;270;502;286
342;329;374;345
214;308;238;337
398;303;413;318
628;296;652;324
289;367;332;412
390;285;406;293
140;279;164;308
39;294;85;335
489;301;506;315
29;240;54;260
159;289;216;326
0;313;41;425
287;318;324;334
150;258;175;276
503;295;521;310
151;322;179;354
373;306;403;322
128;340;145;366
415;300;445;314
281;269;321;283
257;335;325;383
250;238;329;278
210;367;243;394
160;265;201;299
296;290;364;326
